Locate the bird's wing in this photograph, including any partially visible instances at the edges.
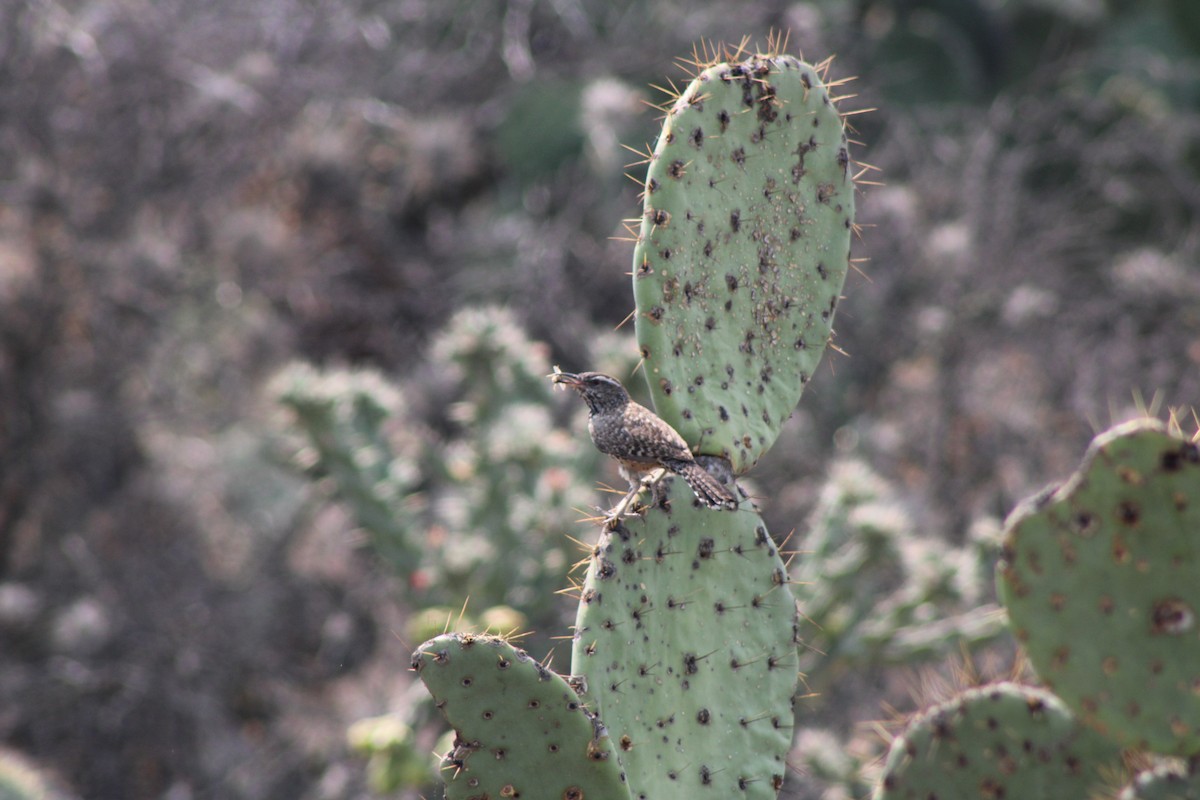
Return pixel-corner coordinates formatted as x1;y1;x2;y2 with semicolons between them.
621;403;692;460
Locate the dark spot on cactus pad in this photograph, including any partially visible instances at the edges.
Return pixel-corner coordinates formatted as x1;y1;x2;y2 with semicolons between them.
704;315;716;330
621;547;636;564
730;210;740;232
665;131;675;144
636;257;652;277
683;281;694;303
758;99;778;124
731;146;745;167
794;337;806;350
460;676;473;687
662;277;677;301
689;127;704;148
646;177;659;194
1072;511;1097;537
739;81;754;108
639;344;650;359
1151;598;1194;635
817;182;836;203
703;240;713;257
1117;500;1141;526
497;656;511;669
700;765;712;785
718;406;729;421
660;378;673;396
725;274;738;292
597;559;616;580
668;159;686;178
817;262;828;279
619;734;633;751
697;538;715;559
1051;646;1070;669
659;247;671;261
482;709;494;720
837;146;849;171
650;208;670;226
681;408;692;419
646;306;664;323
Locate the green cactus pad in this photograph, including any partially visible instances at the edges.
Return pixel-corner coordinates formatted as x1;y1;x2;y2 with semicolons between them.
571;480;799;799
1120;763;1200;800
632;50;854;472
412;633;630;800
875;682;1124;800
998;419;1200;756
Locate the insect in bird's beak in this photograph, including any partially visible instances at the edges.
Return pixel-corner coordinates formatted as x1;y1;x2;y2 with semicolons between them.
549;366;582;390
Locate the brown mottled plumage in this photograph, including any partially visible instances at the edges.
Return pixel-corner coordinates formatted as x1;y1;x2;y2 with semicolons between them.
552;371;737;510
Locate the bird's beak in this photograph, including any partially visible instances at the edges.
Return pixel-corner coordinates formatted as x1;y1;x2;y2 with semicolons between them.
549;368;582;390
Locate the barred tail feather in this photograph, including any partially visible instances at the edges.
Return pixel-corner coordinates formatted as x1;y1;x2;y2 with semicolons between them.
669;460;738;510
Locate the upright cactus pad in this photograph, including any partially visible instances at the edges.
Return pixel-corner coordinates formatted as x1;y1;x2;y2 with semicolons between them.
632;47;854;472
570;479;799;799
998;419;1200;755
875;682;1124;800
412;633;629;800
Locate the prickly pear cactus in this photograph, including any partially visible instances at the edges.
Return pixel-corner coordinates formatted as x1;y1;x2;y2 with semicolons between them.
998;419;1200;755
632;45;854;472
413;40;854;800
571;479;798;798
411;633;629;800
875;682;1124;800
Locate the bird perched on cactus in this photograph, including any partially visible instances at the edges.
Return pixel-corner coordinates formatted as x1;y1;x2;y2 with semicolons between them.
551;369;738;516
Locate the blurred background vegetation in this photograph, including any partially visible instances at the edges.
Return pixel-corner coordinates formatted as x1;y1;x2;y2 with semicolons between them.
0;1;1198;798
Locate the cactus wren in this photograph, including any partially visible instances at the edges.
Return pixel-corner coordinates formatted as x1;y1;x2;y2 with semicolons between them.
552;370;738;512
